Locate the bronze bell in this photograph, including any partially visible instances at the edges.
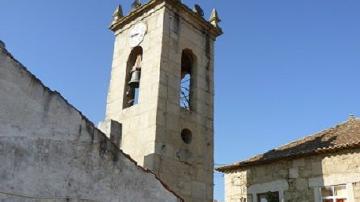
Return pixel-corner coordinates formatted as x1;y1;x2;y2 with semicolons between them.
128;69;141;88
128;54;142;88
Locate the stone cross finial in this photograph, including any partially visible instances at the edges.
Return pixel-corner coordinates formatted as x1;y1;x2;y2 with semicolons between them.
209;9;221;28
112;5;123;24
131;0;142;11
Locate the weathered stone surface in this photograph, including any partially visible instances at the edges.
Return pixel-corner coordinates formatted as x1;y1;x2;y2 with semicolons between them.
0;46;181;202
103;1;221;202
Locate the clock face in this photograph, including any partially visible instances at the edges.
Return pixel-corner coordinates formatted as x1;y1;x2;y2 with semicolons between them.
129;22;147;47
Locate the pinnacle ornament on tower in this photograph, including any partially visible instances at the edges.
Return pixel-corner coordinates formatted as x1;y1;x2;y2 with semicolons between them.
111;5;123;25
209;8;221;29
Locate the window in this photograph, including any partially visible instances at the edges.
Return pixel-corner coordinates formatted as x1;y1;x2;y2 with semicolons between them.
320;185;348;202
124;46;143;108
180;49;195;110
257;192;280;202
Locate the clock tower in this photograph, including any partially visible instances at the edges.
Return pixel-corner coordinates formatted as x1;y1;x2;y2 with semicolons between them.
100;0;222;201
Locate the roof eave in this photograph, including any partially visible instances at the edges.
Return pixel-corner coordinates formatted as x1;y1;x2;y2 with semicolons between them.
216;143;360;173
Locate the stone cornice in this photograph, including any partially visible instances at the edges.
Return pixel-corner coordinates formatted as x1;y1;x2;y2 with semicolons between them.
110;0;223;37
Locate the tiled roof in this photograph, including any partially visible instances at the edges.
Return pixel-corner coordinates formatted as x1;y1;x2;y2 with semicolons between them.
217;117;360;172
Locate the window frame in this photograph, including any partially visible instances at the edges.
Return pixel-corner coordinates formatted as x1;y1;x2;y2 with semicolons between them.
320;184;348;202
256;191;280;202
247;180;288;202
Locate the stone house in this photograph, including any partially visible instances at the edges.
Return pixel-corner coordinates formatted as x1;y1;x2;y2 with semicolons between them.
217;117;360;202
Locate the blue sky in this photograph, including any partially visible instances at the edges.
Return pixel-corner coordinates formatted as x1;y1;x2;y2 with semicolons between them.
1;0;360;201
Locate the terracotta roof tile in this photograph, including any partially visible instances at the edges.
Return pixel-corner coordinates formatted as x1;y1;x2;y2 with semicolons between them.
217;117;360;172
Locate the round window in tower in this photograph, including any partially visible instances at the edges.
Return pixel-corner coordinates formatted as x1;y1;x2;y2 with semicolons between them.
181;129;192;144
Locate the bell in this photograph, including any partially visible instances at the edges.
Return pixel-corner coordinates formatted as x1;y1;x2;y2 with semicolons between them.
128;69;141;88
128;54;142;88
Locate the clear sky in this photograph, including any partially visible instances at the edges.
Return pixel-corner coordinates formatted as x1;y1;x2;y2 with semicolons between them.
1;0;360;201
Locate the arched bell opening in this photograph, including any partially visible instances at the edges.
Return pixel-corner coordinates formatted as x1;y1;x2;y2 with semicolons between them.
123;46;143;109
180;49;196;110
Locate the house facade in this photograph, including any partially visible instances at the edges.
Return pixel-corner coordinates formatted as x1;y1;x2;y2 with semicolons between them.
217;117;360;202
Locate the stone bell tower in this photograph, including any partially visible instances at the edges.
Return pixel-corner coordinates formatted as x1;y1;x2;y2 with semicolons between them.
100;0;222;201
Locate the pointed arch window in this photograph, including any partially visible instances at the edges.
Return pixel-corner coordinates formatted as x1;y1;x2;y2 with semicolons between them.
180;50;195;110
124;46;143;109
